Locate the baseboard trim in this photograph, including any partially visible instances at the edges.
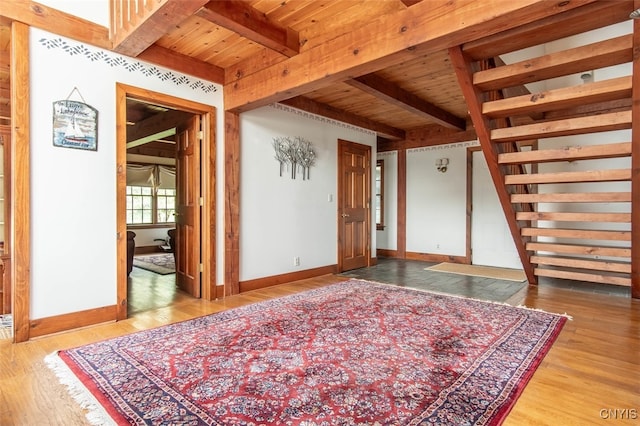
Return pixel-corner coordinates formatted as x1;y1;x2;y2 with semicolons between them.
376;249;398;257
379;250;468;264
405;252;468;264
239;264;338;293
29;305;117;338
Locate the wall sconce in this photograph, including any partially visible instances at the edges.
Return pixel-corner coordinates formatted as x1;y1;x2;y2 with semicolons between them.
435;158;449;173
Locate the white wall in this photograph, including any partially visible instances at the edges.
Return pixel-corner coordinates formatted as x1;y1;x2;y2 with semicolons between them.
239;104;377;281
471;151;521;269
30;28;223;319
406;144;470;256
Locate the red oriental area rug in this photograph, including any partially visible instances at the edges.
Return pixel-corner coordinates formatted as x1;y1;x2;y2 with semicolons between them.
46;280;567;425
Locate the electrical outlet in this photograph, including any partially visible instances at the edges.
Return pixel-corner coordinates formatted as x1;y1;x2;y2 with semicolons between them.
294;256;300;266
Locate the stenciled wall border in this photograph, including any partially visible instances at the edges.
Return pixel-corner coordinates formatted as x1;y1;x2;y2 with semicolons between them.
271;103;376;137
38;37;218;94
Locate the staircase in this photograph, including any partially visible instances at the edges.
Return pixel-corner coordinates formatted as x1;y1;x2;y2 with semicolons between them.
449;1;638;297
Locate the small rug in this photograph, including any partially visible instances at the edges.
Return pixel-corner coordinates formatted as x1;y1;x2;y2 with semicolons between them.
132;253;175;275
0;314;11;339
46;279;567;425
426;262;527;282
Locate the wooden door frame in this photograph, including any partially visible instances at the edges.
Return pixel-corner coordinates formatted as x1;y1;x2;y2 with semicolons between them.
337;139;372;272
116;83;216;320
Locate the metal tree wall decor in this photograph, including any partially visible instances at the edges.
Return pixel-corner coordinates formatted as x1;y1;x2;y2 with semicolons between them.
272;136;317;180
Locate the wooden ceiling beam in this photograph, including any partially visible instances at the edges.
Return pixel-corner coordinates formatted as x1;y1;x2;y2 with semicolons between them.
279;96;405;141
111;0;209;56
224;0;597;112
346;73;465;130
127;109;192;143
137;45;224;84
0;0;110;49
196;0;299;57
378;123;477;152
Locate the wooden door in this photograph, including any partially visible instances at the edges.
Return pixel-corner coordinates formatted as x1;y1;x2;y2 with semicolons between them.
175;115;201;297
338;140;371;271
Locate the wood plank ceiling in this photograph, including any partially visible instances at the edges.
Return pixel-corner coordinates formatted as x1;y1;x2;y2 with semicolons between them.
1;0;634;142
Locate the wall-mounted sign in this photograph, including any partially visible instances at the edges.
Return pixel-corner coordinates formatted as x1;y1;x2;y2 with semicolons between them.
52;99;98;151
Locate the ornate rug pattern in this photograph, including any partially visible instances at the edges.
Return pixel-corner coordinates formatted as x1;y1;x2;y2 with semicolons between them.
132;253;175;275
47;280;567;425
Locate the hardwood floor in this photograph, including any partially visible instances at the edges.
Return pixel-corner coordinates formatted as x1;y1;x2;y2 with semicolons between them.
0;272;638;425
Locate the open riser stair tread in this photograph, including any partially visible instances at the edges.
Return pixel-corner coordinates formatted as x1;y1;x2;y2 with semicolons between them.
516;211;630;223
499;142;631;165
491;111;632;143
521;227;631;241
526;241;630;258
531;254;631;274
505;168;631;185
511;192;631;203
473;34;632;91
534;267;631;287
483;76;632;119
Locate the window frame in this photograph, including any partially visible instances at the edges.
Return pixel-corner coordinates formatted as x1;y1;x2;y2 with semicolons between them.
126;184;176;227
375;159;385;230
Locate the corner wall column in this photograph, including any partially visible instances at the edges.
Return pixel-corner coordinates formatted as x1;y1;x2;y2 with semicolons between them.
11;21;30;342
224;111;240;295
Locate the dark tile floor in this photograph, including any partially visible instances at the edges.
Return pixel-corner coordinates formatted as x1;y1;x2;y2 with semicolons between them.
339;258;631;303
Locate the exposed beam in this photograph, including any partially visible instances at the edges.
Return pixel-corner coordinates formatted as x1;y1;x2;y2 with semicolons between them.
279;96;405;141
126;128;176;149
378;124;477;152
346;74;465;130
111;0;209;56
1;0;110;49
196;0;299;57
127;110;192;143
224;0;596;112
137;45;224;84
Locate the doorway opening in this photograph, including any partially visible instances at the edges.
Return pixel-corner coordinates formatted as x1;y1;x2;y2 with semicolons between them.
116;83;217;320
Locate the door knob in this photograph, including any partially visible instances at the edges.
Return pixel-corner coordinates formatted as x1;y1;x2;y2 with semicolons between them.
341;213;350;218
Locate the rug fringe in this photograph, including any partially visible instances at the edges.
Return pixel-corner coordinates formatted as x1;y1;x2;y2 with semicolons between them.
515;304;574;321
44;352;117;426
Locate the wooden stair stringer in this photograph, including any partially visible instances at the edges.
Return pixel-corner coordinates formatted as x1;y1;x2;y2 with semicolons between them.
449;45;537;285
